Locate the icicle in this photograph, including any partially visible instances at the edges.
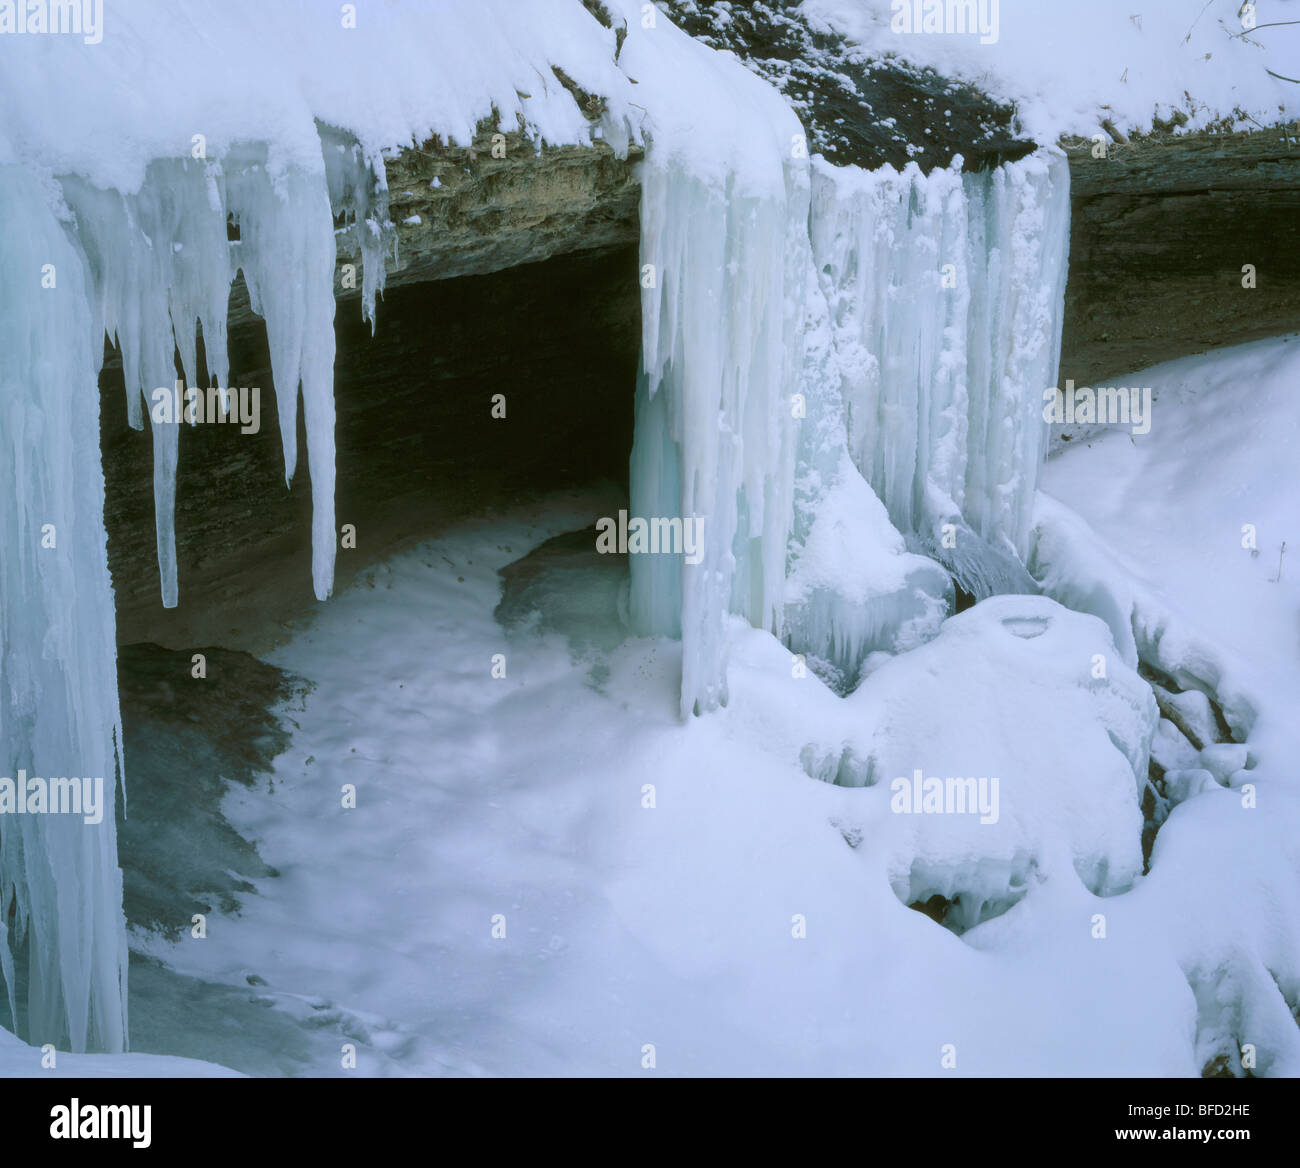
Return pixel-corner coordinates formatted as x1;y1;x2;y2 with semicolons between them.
319;125;392;331
629;154;804;717
61;169;205;608
61;141;342;607
226;149;339;599
0;162;129;1053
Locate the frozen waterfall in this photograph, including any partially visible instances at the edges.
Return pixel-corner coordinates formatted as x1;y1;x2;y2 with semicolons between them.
809;151;1072;597
632;145;1072;709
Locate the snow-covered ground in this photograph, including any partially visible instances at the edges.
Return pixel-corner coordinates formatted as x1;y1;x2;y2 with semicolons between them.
1041;334;1300;758
0;1023;238;1078
124;338;1300;1076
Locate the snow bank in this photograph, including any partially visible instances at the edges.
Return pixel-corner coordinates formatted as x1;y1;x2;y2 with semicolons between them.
1032;335;1300;1075
0;1023;240;1077
842;594;1158;926
802;0;1300;141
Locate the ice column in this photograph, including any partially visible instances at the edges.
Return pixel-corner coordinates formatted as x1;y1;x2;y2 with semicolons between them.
0;162;129;1053
629;155;806;717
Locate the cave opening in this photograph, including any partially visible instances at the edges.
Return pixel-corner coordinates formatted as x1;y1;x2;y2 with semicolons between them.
100;241;642;655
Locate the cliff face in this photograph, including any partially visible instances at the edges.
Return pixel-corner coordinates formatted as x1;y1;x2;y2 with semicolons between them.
100;33;1300;644
1061;129;1300;385
354;113;1300;389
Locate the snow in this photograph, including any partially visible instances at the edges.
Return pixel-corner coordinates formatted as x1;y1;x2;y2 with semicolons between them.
0;0;642;195
0;1023;240;1078
802;0;1300;141
133;477;1295;1076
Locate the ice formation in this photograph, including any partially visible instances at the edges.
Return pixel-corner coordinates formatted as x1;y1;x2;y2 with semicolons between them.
0;0;1076;1052
628;154;807;714
632;142;1073;708
623;0;1072;710
0;0;645;1054
808;151;1072;596
0;157;128;1052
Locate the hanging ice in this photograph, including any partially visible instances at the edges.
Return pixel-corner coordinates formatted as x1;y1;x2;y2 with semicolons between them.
0;130;388;1052
0;159;129;1053
810;150;1072;599
60;136;388;607
630;144;1072;708
628;154;806;716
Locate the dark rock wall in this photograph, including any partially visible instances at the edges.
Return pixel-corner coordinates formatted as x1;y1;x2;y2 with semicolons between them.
1059;129;1300;385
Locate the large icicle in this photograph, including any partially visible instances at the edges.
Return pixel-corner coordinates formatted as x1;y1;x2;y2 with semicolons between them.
619;0;810;718
0;160;129;1053
225;149;340;601
629;155;806;716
